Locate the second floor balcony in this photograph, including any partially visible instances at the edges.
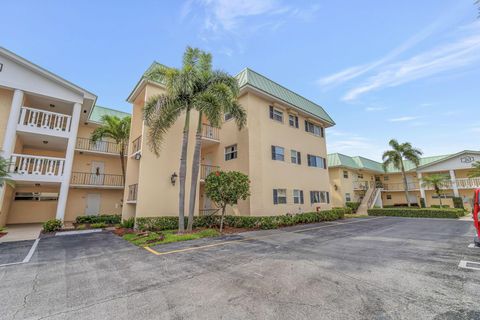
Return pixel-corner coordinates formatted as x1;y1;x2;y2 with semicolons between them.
17;106;72;138
200;164;220;181
8;154;65;182
201;124;219;146
70;172;124;189
130;135;142;158
76;137;126;155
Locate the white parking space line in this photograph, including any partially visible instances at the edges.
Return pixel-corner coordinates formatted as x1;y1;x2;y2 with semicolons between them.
56;229;102;236
0;238;40;268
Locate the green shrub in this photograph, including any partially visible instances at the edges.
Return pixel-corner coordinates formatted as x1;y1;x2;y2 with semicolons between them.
43;219;63;232
120;217;135;229
90;222;107;229
452;197;464;209
345;202;361;213
76;224;87;230
75;214;121;225
136;210;345;232
431;205;450;208
367;208;465;219
420;198;426;208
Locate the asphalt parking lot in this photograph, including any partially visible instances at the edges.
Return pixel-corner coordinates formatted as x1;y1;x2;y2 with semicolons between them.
1;216;479;320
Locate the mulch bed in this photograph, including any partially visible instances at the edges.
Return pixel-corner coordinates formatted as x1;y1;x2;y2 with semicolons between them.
0;232;7;238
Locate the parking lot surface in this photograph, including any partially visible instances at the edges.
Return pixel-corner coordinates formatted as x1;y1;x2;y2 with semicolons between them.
1;217;479;319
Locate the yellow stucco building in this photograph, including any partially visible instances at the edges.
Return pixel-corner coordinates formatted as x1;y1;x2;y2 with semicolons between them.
328;151;480;213
122;64;335;220
0;48;128;227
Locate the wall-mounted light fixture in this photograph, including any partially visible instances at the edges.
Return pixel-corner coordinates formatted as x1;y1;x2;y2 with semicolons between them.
49;104;55;108
170;172;178;186
134;153;141;160
334;184;338;191
42;140;48;144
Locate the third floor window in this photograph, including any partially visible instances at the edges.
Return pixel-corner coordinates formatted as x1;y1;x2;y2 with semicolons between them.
307;154;327;168
269;106;283;123
271;145;285;161
305;120;324;137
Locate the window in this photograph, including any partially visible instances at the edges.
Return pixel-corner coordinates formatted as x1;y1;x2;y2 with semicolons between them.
225;144;237;161
289;114;299;128
357;173;363;179
343;170;349;178
291;150;301;164
273;189;287;204
305;120;324;137
14;192;59;201
224;112;233;121
310;191;330;204
386;194;392;200
384;176;389;181
269;106;283;122
307;154;327;168
293;189;304;204
271;146;285;161
345;193;351;202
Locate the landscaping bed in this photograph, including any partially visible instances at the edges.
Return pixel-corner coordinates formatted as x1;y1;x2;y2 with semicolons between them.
122;229;220;247
367;208;466;219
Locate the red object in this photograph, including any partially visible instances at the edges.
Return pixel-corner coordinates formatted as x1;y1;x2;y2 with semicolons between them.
474;189;480;239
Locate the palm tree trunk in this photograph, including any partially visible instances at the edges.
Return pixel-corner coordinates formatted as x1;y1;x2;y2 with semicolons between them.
187;113;203;232
400;162;411;207
178;109;191;233
119;145;126;184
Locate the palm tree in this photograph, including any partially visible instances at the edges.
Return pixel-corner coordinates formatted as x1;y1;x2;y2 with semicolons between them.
0;156;13;187
382;139;423;207
91;114;131;182
186;59;246;232
468;161;480;178
421;174;450;207
143;47;210;233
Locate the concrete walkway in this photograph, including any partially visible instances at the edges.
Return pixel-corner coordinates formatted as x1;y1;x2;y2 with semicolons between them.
0;224;42;243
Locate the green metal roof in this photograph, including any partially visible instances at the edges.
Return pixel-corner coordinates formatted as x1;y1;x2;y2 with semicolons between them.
130;62;335;126
89;105;130;123
236;68;335;126
328;152;453;173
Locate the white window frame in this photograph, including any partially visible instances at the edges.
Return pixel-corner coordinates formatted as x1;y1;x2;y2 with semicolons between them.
289;114;299;128
293;189;304;204
307;154;326;168
345;193;351;202
271;145;285;161
225;144;237;161
305;120;324;137
269;106;283;123
357;173;363;179
310;191;329;204
273;189;287;204
291;150;301;164
343;170;349;179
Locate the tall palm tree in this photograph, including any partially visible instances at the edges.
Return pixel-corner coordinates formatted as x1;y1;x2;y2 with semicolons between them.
468;161;480;178
143;47;211;233
421;174;450;207
91;114;131;182
186;61;246;232
382;139;423;207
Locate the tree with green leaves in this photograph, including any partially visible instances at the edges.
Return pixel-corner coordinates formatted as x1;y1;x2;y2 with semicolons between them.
468;161;480;178
91;114;131;182
421;174;450;207
205;171;250;233
382;139;423;207
144;47;246;233
0;156;12;187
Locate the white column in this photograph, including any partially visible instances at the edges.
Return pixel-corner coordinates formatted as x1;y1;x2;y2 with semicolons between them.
450;169;459;197
418;172;426;199
55;102;81;220
2;89;24;158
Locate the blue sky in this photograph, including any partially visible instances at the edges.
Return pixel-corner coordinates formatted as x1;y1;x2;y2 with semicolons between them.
1;0;479;160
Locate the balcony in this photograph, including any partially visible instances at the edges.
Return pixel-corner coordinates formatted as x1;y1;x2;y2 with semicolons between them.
382;182;420;191
454;177;480;189
201;124;219;146
17;107;72;138
70;172;124;189
76;137;125;155
127;184;138;203
353;181;374;190
130;135;142;158
8;154;65;182
200;164;219;181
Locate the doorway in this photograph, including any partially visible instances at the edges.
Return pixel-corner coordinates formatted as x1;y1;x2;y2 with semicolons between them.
85;193;101;215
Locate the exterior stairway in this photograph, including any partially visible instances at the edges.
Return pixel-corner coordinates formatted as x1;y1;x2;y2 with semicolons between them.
356;186;381;215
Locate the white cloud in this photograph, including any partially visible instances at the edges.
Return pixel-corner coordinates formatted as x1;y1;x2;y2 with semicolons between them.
365;106;387;112
342;23;480;101
471;127;480;133
388;116;418;122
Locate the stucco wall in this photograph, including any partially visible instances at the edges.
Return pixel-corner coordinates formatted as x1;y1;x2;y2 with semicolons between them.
65;188;123;222
0;88;13;151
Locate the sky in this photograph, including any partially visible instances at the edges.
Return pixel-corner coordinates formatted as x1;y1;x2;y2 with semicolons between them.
1;0;479;161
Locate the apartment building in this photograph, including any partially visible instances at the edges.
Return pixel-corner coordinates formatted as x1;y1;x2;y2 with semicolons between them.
0;48;129;227
122;64;335;219
328;150;480;212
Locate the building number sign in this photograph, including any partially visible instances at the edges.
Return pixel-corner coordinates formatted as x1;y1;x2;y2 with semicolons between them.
460;156;475;164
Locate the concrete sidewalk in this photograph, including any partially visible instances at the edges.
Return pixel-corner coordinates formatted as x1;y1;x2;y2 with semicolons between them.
0;224;42;243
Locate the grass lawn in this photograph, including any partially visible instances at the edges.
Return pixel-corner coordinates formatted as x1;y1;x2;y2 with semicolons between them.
123;229;220;247
345;213;370;219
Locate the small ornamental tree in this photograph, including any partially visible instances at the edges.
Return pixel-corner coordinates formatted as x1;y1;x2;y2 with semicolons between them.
204;170;250;232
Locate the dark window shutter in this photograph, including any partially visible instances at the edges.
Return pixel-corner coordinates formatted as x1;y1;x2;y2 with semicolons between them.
295;116;299;128
310;191;314;204
304;120;308;132
271;146;276;160
269;106;274;119
326;192;330;204
323;157;327;169
300;190;304;204
298;152;301;165
273;189;278;204
321;127;324;137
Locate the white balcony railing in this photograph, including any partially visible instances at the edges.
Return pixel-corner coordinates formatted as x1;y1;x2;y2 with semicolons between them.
9;154;65;178
454;177;480;189
18;107;72;134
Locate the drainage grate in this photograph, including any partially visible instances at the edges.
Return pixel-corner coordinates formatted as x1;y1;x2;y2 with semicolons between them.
459;260;480;271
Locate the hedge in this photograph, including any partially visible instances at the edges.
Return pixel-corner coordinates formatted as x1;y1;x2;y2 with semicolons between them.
367;208;466;219
136;209;346;231
75;214;121;225
345;202;360;213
